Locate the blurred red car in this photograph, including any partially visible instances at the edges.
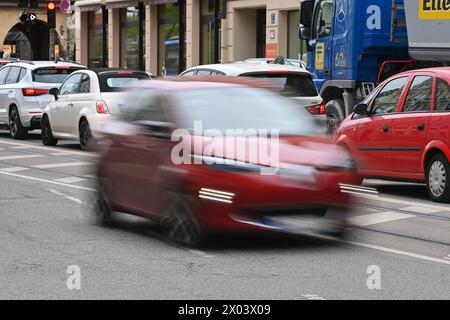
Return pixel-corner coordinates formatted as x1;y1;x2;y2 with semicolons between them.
335;67;450;202
95;78;358;246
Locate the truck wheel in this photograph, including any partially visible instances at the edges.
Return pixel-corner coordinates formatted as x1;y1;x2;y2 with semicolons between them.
326;99;345;134
426;154;450;203
9;107;28;140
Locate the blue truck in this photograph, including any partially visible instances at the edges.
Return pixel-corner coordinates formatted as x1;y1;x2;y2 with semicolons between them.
299;0;450;132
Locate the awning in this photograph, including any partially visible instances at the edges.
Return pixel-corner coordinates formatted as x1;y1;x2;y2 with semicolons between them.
75;0;104;12
144;0;178;5
105;0;139;9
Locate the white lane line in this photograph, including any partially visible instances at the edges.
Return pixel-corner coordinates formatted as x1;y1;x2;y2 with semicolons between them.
341;239;450;266
47;189;85;205
0;170;96;192
0;154;43;160
54;176;87;184
349;211;415;227
0;166;29;172
33;161;91;169
349;192;450;213
0;140;98;158
302;294;326;300
49;152;78;156
9;145;31;150
185;249;214;258
82;174;97;179
400;206;441;214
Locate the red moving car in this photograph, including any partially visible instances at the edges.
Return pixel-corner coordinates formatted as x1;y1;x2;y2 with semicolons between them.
95;78;358;246
335;67;450;202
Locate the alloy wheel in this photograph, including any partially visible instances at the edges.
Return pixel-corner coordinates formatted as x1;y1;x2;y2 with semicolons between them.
164;195;200;246
429;160;447;197
9;109;18;137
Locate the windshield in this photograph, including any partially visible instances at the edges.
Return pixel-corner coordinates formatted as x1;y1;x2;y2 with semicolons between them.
32;67;83;83
245;74;318;97
173;87;318;135
99;74;150;92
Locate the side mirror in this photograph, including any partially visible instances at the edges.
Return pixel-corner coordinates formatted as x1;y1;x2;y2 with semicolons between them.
300;0;313;27
49;87;59;100
353;103;369;116
136;120;173;140
299;26;312;40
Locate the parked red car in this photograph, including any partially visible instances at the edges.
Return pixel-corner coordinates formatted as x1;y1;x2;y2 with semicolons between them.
335;67;450;202
95;78;358;246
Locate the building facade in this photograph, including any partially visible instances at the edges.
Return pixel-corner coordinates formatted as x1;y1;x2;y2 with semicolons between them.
0;1;75;61
74;0;305;75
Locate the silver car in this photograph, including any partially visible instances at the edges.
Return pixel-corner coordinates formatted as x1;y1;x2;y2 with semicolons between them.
0;61;86;139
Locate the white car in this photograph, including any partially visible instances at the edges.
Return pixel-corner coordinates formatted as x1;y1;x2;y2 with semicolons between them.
243;58;307;69
0;61;85;139
42;68;151;150
179;63;325;122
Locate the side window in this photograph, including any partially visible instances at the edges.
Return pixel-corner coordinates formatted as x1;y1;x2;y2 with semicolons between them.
196;70;213;76
181;70;196;76
402;76;433;112
59;74;82;95
133;91;167;122
434;78;450;112
4;67;20;84
78;74;90;94
18;68;27;82
0;67;10;84
371;77;408;116
314;0;333;39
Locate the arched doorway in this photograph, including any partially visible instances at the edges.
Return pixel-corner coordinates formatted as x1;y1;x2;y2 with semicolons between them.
3;20;50;60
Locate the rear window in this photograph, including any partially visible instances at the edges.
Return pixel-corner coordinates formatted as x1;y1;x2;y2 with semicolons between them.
32;67;84;83
99;72;150;92
244;73;318;97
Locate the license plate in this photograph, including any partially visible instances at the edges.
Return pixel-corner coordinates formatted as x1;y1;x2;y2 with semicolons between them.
264;215;330;234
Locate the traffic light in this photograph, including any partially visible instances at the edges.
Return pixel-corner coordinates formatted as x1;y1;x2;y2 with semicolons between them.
47;1;56;29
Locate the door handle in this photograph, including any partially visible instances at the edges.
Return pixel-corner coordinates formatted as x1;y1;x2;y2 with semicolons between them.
418;123;425;131
383;125;390;133
67;103;74;108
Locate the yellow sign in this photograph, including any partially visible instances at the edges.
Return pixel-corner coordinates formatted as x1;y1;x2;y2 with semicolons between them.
315;42;325;70
419;0;450;20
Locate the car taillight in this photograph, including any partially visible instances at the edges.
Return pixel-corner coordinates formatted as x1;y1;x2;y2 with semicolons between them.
96;100;110;114
305;102;326;115
22;88;49;96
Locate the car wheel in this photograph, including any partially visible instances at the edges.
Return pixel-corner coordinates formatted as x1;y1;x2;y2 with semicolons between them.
340;146;364;185
41;116;58;146
162;192;203;247
326;99;344;135
426;154;450;203
79;119;93;151
93;188;113;225
9;107;28;140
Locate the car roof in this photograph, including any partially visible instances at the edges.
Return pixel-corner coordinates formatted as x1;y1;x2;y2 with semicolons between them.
134;77;276;91
184;62;311;76
3;61;85;70
90;68;149;75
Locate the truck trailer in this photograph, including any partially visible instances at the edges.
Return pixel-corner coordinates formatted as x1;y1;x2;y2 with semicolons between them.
299;0;450;133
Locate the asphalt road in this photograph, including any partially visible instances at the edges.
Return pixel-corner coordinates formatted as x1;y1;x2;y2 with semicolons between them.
0;131;449;299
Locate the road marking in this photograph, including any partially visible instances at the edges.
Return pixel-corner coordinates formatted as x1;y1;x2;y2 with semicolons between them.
33;161;91;169
0;170;96;191
48;189;85;204
0;154;43;160
9;145;31;150
302;294;326;300
350;192;450;213
443;255;450;261
82;174;97;179
341;239;450;266
349;211;415;227
185;249;213;258
49;152;79;156
0;166;29;172
400;206;441;214
0;140;98;158
54;176;87;184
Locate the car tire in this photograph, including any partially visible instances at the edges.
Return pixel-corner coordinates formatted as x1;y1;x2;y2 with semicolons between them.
426;154;450;203
161;192;203;247
41;116;58;146
326;99;345;135
93;188;114;225
79;119;93;151
340;146;364;186
9;107;28;140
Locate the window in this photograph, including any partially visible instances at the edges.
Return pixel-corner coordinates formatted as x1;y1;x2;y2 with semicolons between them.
4;67;20;84
402;76;433;112
133;91;166;122
120;5;145;70
434;78;450;111
196;70;213;75
88;8;108;68
59;74;82;95
247;74;318;97
32;67;83;83
180;70;196;76
0;67;10;84
78;74;90;94
18;68;27;82
314;0;333;39
371;77;408;115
